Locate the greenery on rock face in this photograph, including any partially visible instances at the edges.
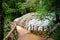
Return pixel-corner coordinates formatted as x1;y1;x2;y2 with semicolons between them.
2;0;60;40
16;2;26;14
35;0;54;20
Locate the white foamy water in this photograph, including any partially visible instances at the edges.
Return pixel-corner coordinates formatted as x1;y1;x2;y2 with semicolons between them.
26;19;50;31
14;12;55;31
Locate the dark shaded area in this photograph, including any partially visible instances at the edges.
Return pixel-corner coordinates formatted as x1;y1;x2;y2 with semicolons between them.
0;0;4;40
52;0;60;23
25;7;30;13
55;10;60;23
11;12;23;21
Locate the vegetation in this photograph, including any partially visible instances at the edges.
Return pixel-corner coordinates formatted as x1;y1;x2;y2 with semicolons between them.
1;0;60;40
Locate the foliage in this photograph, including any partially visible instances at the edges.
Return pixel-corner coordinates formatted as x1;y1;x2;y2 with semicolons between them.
2;0;26;38
25;0;54;20
2;2;16;14
35;0;54;20
2;0;60;40
16;2;26;14
50;24;60;40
